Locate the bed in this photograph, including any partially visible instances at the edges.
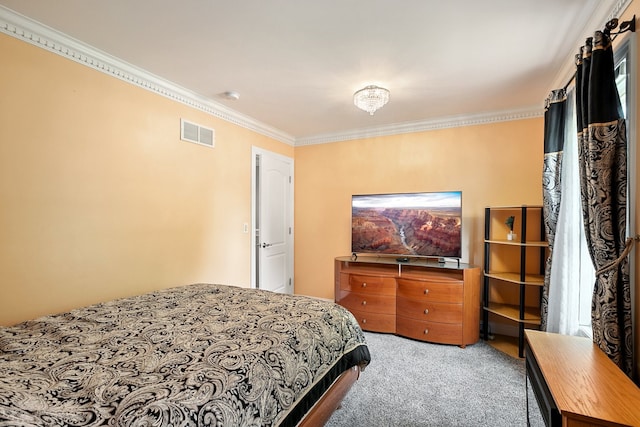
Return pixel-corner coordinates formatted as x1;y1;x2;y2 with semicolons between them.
0;283;370;426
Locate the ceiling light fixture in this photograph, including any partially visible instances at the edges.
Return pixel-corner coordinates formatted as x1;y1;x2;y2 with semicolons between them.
353;85;390;115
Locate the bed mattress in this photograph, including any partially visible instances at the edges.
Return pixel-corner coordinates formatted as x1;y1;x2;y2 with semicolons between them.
0;283;370;426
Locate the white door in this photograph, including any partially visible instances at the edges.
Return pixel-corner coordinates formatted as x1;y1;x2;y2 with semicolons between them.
251;148;293;294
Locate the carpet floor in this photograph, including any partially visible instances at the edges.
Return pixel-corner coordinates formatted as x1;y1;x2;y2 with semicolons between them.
326;332;526;426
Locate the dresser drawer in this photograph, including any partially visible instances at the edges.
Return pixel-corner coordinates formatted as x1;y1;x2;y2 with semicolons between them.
396;297;463;323
346;307;396;333
337;290;396;315
396;316;463;345
340;273;396;295
396;278;463;302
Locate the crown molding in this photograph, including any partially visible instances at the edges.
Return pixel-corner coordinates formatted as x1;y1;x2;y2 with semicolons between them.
295;107;543;146
548;0;633;94
607;0;634;27
0;5;296;146
0;5;568;148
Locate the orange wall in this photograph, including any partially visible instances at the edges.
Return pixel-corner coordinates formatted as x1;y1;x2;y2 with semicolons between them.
293;118;544;300
0;33;292;325
2;3;639;380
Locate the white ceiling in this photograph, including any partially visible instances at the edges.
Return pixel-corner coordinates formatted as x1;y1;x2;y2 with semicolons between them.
0;0;625;144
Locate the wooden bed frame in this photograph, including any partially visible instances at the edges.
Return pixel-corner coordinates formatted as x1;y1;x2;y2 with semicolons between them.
299;365;362;426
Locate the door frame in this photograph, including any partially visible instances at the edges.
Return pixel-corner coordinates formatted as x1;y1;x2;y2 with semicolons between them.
250;146;294;291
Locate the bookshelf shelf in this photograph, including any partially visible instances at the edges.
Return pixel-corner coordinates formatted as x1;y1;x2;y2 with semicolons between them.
482;206;548;358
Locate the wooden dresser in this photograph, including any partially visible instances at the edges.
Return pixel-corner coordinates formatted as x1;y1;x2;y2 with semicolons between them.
335;256;480;347
525;330;640;427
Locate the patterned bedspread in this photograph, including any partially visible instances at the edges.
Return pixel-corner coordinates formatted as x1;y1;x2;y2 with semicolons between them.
0;284;370;426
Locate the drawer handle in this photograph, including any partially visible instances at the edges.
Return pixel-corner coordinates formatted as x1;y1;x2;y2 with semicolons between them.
424;309;429;315
424;329;429;335
424;289;429;295
362;282;367;288
362;318;367;324
362;300;367;306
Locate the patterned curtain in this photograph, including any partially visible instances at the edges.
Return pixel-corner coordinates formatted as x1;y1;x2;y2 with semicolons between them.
576;32;633;376
540;89;567;330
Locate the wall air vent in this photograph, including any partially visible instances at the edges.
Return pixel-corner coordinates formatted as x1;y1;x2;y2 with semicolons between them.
180;119;215;148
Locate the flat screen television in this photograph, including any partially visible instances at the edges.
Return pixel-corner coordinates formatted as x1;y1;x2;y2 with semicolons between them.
351;191;462;259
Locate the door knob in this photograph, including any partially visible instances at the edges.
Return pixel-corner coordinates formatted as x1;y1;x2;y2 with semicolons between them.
261;243;273;248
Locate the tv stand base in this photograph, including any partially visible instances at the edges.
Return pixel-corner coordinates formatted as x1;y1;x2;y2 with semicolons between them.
334;256;480;346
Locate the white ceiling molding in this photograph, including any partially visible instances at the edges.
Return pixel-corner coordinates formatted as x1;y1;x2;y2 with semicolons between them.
547;0;632;95
607;0;634;26
0;4;623;148
295;107;543;146
0;5;296;146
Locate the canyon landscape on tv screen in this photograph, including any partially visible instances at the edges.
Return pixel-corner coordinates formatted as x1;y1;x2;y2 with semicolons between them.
351;192;462;258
